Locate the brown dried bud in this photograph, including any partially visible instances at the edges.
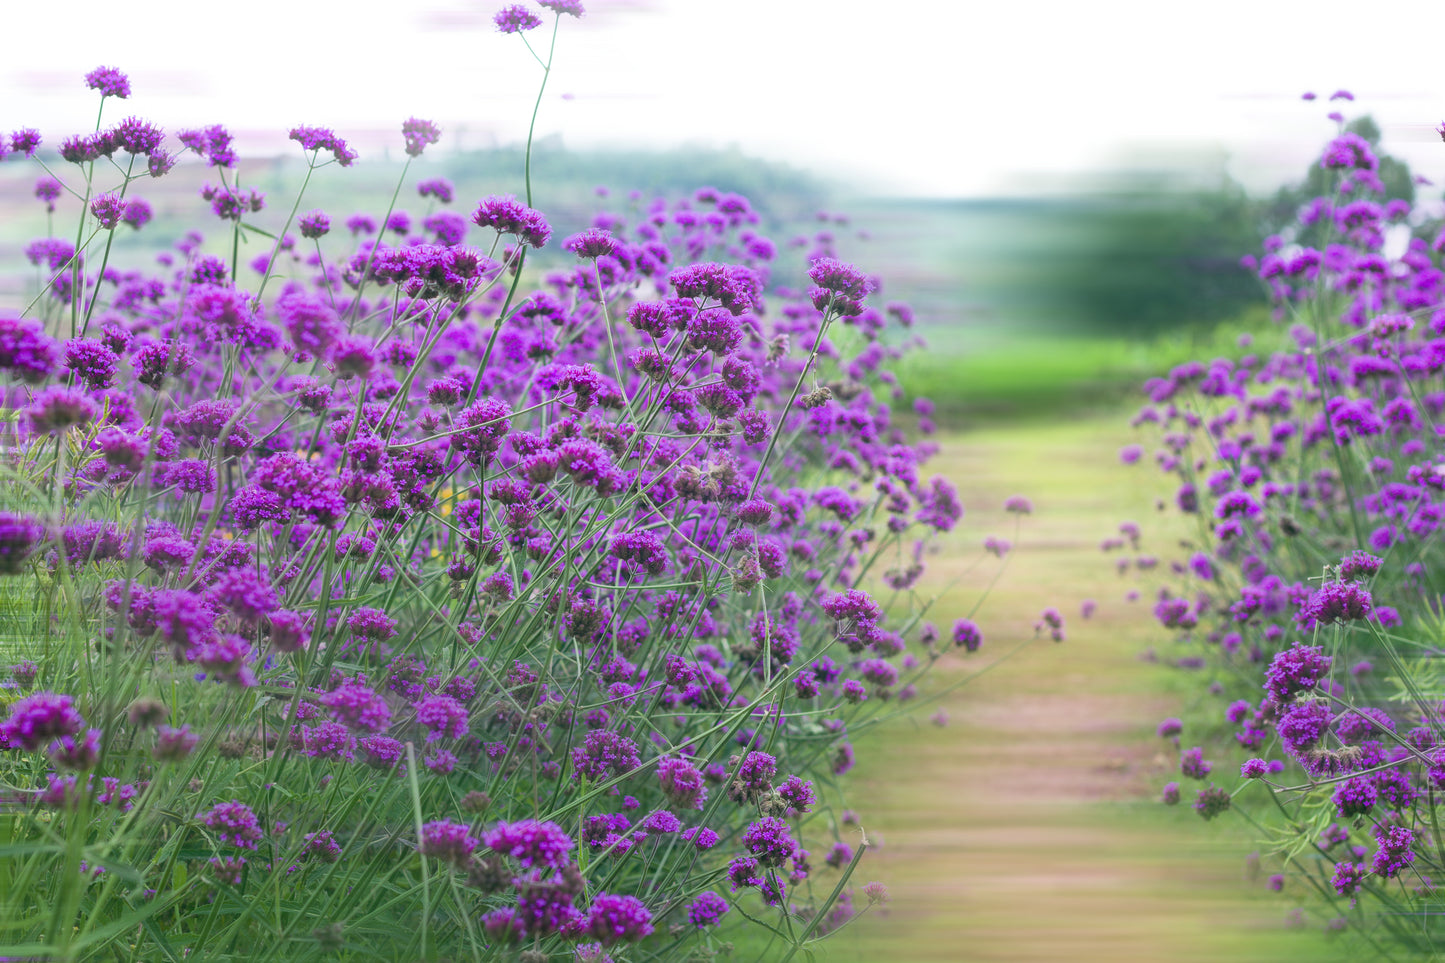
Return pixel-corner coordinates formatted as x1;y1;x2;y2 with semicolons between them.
800;386;832;409
126;698;168;729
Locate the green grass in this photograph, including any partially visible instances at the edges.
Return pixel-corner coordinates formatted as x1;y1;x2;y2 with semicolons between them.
894;305;1276;422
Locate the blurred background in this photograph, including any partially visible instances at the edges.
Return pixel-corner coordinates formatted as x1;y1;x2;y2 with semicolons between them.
3;1;1444;959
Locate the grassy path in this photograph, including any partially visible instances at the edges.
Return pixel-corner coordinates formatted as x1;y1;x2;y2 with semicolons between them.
815;414;1349;963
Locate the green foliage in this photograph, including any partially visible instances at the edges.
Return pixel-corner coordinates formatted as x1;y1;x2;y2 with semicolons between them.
1024;176;1267;338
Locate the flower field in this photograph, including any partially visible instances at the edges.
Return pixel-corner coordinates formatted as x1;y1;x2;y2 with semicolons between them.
3;4;1445;963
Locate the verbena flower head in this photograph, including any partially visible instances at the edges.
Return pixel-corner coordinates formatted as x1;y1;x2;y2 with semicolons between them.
84;66;131;99
482;819;574;868
322;683;392;733
584;893;654;945
1192;786;1231;820
288;125;357;166
539;0;584;14
2;692;85;751
200;800;263;850
1296;582;1372;628
25;386;96;435
470;195;551;248
417;820;477;867
415;694;468;741
11;128;42;157
686;891;729;928
0;513;44;575
89;193;125;230
299;211;330;238
401;117;441;157
657;756;708;809
494;3;544;32
110;116;164;155
741;816;797;866
1264;642;1332;703
123;198;152;229
563;228;618;259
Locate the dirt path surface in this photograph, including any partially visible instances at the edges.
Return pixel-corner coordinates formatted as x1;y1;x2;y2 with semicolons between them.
816;417;1348;963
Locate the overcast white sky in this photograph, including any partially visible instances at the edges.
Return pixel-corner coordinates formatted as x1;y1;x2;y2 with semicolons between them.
5;0;1445;197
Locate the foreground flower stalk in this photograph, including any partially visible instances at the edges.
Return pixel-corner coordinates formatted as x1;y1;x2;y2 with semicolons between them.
1129;93;1445;955
0;7;1017;960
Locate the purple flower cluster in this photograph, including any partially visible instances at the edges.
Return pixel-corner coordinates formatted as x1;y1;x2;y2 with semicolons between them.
0;50;983;958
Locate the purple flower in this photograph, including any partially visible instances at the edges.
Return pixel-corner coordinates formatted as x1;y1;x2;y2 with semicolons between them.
808;257;874;299
401;117;441;157
0;315;58;383
299;211;330;238
415;694;468;741
209;567;278;623
1338;551;1383;581
277;293;342;356
200;801;263;850
584;893;654;945
89;193;125;229
2;693;85;752
669;262;754;315
1372;824;1415;878
322;684;392;733
1180;747;1211;779
301;720;355;760
1332;861;1366;896
0;513;44;575
134;340;194;389
450;399;513;465
563;228;618;259
657;756;708;809
1240;759;1270;778
1334;706;1394;744
417;820;477;866
470;195;551;248
1333;776;1377;818
359;735;406;770
328;334;377;380
11;129;42;157
734;751;777;795
1320;132;1376;171
777;775;816;813
84;66;131;99
572;729;641;782
108;116;163;156
288;125;357;166
494;3;544;32
1161;781;1180;805
25;386;96;435
482;819;574;868
951;618;982;652
741;816;797;867
266;610;311;653
418;178;454;203
193;634;256;687
1264;642;1332;703
153;725;198;762
122;198;152;229
1192;786;1231;820
1277;699;1332;756
1296;582;1372;628
303;831;342;862
347;607;397;641
687;890;729;928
